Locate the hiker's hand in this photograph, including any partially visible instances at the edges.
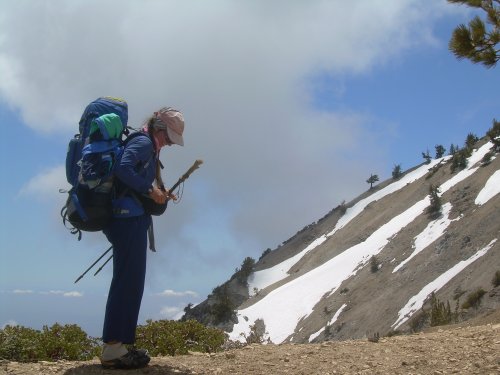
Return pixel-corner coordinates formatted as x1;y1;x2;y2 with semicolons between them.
165;190;177;201
149;186;168;204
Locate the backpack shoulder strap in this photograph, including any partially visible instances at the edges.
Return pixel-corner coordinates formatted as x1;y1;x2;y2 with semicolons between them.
122;131;156;167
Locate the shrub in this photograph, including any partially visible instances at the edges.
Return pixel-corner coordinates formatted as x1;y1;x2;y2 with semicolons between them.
240;320;269;345
461;288;487;310
482;151;494;165
0;323;100;362
135;319;225;356
0;325;43;362
492;270;500;287
39;323;100;361
430;293;455;327
408;308;429;332
337;200;347;215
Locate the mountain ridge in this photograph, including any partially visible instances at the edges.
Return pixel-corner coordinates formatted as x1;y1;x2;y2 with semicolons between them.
183;135;500;345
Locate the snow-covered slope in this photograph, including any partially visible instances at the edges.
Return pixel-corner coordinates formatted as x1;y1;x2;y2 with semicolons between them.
228;141;500;343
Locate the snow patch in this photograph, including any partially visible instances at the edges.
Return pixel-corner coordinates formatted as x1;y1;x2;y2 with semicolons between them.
393;203;460;273
475;170;500;205
392;239;497;329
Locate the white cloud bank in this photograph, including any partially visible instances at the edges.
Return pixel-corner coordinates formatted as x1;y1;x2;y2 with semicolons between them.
7;289;83;297
156;289;198;298
18;165;68;202
0;1;458;280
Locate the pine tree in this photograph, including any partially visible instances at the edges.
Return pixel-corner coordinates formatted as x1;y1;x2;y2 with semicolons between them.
451;149;469;172
392;164;403;180
448;0;500;68
422;149;432;164
486;118;500;151
465;132;479;150
427;184;442;219
449;144;459;155
435;144;446;158
366;174;379;190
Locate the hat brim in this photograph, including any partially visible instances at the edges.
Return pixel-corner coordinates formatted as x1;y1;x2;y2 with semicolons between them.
166;127;184;146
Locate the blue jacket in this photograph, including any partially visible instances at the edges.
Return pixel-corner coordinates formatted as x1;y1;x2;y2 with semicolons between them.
112;133;156;217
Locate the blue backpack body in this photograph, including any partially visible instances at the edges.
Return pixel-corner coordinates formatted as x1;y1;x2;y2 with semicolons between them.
62;97;130;235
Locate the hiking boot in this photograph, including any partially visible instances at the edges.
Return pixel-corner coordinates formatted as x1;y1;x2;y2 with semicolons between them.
101;348;151;369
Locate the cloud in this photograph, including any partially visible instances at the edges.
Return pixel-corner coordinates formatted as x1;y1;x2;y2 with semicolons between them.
0;1;457;290
159;306;183;320
39;290;84;298
156;289;198;298
9;289;83;297
18;165;69;202
12;289;34;294
61;291;83;298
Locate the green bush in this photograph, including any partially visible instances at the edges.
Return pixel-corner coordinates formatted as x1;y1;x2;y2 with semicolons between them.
39;323;100;361
1;320;225;362
461;288;487;310
337;200;347;215
0;325;42;362
135;319;225;356
430;293;455;327
0;324;100;362
408;308;429;332
482;151;494;165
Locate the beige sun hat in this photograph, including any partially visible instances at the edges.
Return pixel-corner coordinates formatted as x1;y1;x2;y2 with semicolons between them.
153;107;185;146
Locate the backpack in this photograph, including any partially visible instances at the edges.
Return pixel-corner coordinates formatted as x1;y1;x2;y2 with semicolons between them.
61;97;130;237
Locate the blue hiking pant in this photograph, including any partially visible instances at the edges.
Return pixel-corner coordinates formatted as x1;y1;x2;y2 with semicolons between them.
102;214;151;344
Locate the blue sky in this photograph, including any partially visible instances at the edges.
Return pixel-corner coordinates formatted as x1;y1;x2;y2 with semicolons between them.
0;1;498;337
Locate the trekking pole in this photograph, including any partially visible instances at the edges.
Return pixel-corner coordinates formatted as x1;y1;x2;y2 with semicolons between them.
168;159;203;194
93;254;113;277
74;245;113;284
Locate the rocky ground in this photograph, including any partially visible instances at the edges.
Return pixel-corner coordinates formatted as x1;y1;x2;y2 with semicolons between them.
2;318;499;375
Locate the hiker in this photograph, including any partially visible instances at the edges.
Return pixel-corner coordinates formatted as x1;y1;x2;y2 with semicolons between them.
100;108;185;369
